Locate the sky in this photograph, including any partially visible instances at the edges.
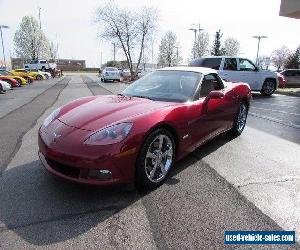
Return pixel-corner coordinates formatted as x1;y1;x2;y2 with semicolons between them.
0;0;299;67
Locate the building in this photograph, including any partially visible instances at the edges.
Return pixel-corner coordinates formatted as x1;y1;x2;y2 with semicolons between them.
54;59;86;71
280;0;300;18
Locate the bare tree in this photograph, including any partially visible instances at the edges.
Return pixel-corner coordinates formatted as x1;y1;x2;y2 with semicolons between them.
95;2;158;79
14;16;50;60
158;31;181;67
191;31;210;58
271;46;291;71
222;37;240;56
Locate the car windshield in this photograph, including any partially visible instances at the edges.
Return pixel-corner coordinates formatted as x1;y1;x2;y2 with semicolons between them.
122;70;202;102
106;67;118;71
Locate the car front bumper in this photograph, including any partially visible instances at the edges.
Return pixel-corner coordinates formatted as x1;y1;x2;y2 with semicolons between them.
38;124;137;186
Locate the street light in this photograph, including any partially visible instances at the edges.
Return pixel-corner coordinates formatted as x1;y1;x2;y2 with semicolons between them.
0;25;9;67
188;28;197;59
253;35;268;66
189;23;204;59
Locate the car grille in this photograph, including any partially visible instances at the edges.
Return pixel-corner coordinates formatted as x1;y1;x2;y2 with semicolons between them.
46;157;80;178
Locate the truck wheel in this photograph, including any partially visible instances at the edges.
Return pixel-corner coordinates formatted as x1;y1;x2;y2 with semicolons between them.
261;80;276;96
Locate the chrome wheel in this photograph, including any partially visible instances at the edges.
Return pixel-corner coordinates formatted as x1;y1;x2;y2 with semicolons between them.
144;134;174;183
237;103;247;133
262;81;275;96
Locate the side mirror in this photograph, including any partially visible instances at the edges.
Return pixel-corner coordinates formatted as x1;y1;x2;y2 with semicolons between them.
203;91;225;109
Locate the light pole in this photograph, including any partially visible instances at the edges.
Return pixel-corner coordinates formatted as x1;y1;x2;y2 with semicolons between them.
112;43;116;61
189;28;197;59
189;23;204;59
0;25;9;67
253;35;267;66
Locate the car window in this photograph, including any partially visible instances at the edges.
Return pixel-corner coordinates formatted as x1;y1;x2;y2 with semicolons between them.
239;58;256;71
40;60;47;64
223;58;237;71
123;70;202;102
106;67;118;71
199;73;224;97
190;58;222;70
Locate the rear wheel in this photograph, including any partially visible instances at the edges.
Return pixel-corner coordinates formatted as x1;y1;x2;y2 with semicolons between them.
136;129;175;189
261;80;276;96
229;102;248;137
36;75;43;80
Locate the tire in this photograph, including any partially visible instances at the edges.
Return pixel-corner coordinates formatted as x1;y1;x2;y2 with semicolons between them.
136;129;176;189
0;85;6;94
229;102;248;137
261;80;276;96
16;78;22;87
41;67;46;72
36;75;43;80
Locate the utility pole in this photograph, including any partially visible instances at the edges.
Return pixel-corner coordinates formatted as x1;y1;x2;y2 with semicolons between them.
112;43;116;61
189;23;204;59
253;35;267;66
189;28;197;59
38;7;42;29
37;7;42;60
0;25;9;67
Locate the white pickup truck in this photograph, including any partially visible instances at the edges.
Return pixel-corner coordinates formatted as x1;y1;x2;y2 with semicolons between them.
190;56;279;96
24;59;56;72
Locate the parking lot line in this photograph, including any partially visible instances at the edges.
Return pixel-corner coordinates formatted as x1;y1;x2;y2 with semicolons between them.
249;112;300;129
250;106;300;116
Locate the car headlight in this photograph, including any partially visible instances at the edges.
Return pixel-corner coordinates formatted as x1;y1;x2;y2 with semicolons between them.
84;123;133;145
43;108;61;127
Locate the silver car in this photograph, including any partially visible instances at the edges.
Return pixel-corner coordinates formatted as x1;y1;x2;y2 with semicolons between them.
101;67;121;82
280;69;300;87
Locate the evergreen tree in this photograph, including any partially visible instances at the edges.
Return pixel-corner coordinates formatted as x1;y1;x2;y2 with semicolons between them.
211;30;224;56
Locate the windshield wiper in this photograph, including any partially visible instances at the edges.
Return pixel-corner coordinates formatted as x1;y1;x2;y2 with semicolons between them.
131;95;154;100
117;93;126;96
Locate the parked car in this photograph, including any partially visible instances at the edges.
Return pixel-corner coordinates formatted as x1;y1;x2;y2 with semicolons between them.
0;70;27;86
0;75;19;88
24;59;57;71
0;79;11;93
190;56;279;96
28;69;51;79
280;69;300;87
38;66;251;188
122;69;131;77
11;69;46;81
100;67;121;82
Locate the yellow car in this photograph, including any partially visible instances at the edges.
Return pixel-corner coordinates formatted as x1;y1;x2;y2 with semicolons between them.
0;70;27;86
11;69;46;81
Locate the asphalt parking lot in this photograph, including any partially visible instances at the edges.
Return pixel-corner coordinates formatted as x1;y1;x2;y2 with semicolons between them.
0;75;299;249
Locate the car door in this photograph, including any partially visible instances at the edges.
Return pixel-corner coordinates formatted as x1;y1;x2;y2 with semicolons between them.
237;58;264;90
187;73;236;149
218;58;240;82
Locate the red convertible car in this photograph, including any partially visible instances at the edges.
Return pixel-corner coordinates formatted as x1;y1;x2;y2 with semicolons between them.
39;67;251;188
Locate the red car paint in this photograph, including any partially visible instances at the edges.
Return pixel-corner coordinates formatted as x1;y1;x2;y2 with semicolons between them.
38;80;251;186
0;76;18;88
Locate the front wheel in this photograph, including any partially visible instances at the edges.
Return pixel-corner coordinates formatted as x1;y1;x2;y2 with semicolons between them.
136;129;175;189
229;102;248;137
261;80;275;96
36;75;43;80
15;78;22;87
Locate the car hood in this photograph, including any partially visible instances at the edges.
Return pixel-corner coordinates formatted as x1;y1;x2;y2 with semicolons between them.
58;95;175;131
